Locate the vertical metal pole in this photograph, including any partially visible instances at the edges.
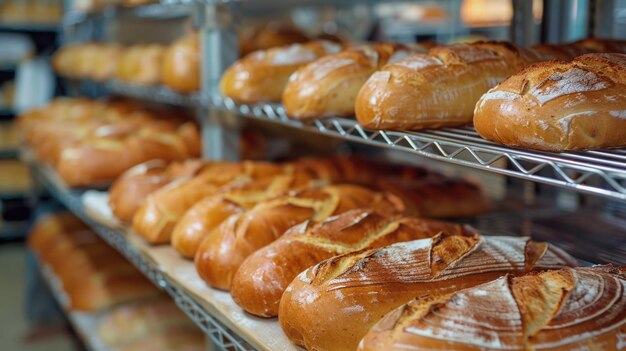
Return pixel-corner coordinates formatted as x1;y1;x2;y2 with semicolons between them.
511;0;537;47
200;3;240;161
590;0;616;38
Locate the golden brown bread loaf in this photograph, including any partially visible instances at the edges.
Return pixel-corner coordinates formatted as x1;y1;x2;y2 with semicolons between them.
98;298;194;347
194;184;405;290
56;121;199;186
109;159;205;223
573;38;626;54
170;169;322;258
474;53;626;151
283;43;424;119
161;33;200;93
239;23;310;56
219;40;343;103
116;44;165;85
360;265;626;351
373;177;490;218
355;41;541;130
132;161;285;244
231;208;479;317
278;234;576;351
170;156;397;258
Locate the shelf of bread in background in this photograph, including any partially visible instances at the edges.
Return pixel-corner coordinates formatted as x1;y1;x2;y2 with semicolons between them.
21;135;626;351
28;212;208;351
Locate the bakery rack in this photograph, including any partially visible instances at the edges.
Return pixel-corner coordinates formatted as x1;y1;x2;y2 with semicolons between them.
23;0;626;350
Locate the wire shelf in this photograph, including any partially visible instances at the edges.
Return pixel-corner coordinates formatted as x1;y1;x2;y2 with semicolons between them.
208;95;626;202
106;81;200;108
27;159;257;351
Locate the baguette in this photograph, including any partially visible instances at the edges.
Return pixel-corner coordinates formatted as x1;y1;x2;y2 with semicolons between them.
219;40;342;103
355;41;540;130
360;265;626;351
109;159;205;223
474;53;626;151
194;184;405;290
132;162;285;244
231;208;478;317
283;43;424;119
278;234;576;351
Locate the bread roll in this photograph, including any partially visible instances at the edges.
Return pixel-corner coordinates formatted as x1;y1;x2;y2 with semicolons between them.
355;41;540;130
194;184;405;290
132;162;285;244
279;234;576;351
474;53;626;151
283;43;424;119
98;298;193;347
219;40;342;103
231;208;478;317
109;159;205;223
161;33;200;93
92;43;124;81
360;265;626;351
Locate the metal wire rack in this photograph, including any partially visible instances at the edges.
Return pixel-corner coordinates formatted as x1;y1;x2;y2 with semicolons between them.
106;81;200;108
208;95;626;202
27;159;256;351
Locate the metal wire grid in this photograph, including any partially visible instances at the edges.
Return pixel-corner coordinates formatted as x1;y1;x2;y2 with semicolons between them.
78;79;626;201
106;81;200;108
208;95;626;202
29;161;257;351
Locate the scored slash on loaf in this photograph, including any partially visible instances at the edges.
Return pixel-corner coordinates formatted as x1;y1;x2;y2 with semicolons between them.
474;53;626;151
359;266;626;351
231;208;478;317
278;234;576;351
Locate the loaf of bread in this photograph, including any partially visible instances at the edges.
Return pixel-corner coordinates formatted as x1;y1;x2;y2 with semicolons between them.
56;122;199;186
27;213;89;254
161;33;200;92
231;208;478;317
283;43;424;119
109;159;205;223
373;176;490;218
92;43;124;81
171;169;322;258
355;41;540;130
132;161;286;244
194;184;405;290
279;234;576;351
170;156;394;258
574;38;626;54
474;53;626;151
98;298;194;347
116;44;165;85
239;23;310;56
360;265;626;351
220;40;343;103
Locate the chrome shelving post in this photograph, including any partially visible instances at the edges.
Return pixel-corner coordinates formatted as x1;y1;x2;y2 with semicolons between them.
200;2;241;161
